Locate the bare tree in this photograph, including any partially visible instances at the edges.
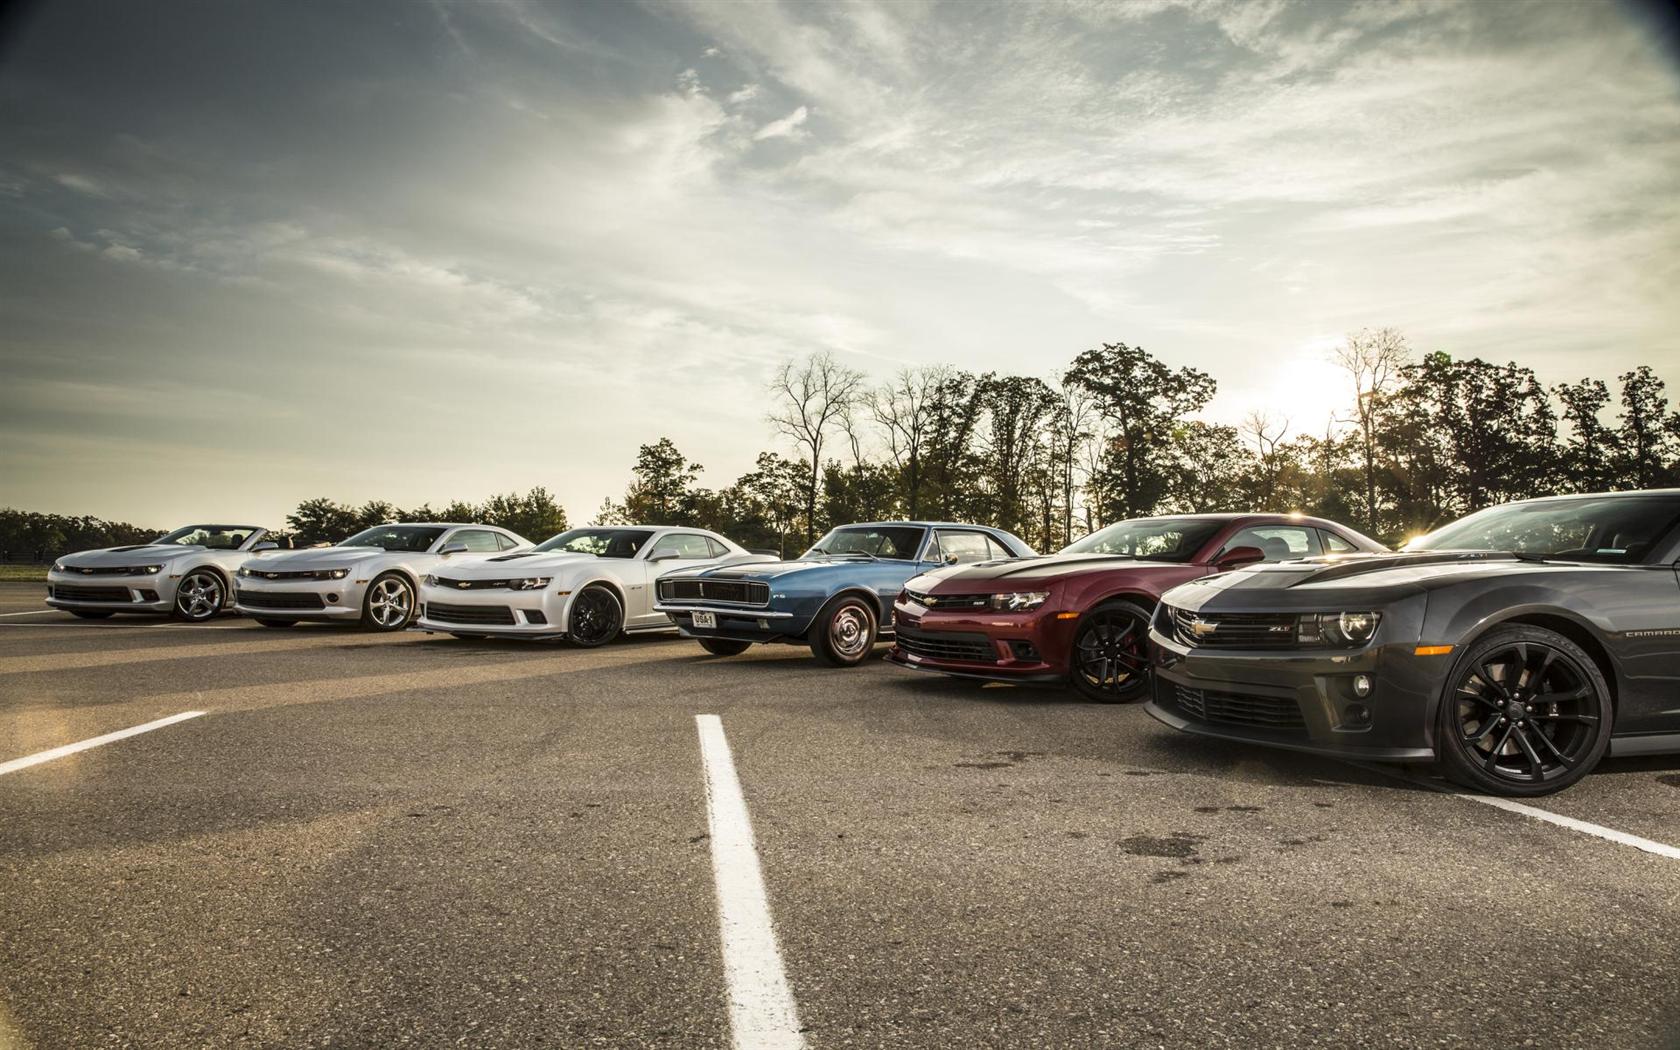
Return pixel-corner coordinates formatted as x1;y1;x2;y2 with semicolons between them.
768;351;866;543
1240;410;1290;510
871;366;946;520
1332;328;1409;533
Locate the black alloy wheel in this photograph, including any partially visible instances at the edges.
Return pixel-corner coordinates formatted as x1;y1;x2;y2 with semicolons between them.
568;585;623;648
699;638;752;657
1436;625;1611;796
1069;599;1153;703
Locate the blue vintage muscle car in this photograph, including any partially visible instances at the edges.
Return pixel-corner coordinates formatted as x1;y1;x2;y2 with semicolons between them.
654;521;1036;666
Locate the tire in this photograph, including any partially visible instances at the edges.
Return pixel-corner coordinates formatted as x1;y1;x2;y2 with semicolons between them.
699;638;752;657
71;610;114;620
809;595;878;667
254;618;297;628
1434;624;1611;797
361;573;416;632
567;585;623;648
171;569;227;622
1068;599;1153;703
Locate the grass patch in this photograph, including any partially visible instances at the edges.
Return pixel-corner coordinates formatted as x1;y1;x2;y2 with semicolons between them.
0;565;48;582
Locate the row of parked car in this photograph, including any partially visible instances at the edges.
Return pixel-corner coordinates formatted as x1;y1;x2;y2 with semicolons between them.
43;489;1680;796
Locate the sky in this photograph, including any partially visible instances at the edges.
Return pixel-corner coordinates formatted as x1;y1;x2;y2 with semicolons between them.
2;0;1678;530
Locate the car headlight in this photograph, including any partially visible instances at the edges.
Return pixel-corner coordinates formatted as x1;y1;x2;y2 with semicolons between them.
238;567;252;578
989;591;1050;611
1299;611;1381;647
140;564;162;575
508;577;551;591
324;568;350;580
52;561;66;573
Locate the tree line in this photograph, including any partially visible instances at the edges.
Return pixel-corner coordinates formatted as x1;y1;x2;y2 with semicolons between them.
5;331;1677;559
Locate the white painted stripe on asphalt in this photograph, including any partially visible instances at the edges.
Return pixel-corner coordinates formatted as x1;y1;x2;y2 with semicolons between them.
0;710;206;776
0;610;58;617
0;622;250;631
1331;765;1680;861
695;714;806;1050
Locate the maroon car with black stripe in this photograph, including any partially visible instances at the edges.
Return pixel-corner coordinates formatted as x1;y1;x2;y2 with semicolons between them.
887;514;1385;701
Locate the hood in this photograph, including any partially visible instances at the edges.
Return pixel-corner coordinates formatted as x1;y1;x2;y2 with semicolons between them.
60;544;203;567
245;546;395;570
923;552;1168;588
673;556;874;580
435;550;598;576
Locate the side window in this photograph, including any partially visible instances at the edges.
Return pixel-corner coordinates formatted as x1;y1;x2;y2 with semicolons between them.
936;531;994;564
922;532;941;562
1321;530;1357;554
1222;526;1321;562
707;537;730;559
649;533;714;559
453;529;504;553
984;535;1015;560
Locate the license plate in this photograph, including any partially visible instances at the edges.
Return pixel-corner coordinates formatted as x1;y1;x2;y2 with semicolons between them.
692;612;716;629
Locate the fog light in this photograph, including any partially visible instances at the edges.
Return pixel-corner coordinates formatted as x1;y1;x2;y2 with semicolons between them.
1352;674;1372;697
326;593;340;604
1344;702;1371;727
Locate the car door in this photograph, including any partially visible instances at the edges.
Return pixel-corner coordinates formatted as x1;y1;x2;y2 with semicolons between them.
633;532;720;626
430;527;503;571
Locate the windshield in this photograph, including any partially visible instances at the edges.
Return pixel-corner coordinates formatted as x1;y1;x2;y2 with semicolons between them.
532;528;654;559
806;526;926;560
1407;495;1680;564
338;525;448;552
1060;518;1225;562
155;525;258;550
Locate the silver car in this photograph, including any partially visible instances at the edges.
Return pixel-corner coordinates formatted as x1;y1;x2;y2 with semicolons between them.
46;523;282;622
233;522;529;632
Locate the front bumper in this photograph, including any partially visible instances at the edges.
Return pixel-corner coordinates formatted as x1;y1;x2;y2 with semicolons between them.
884;600;1076;682
45;573;173;613
1144;629;1444;762
417;586;562;637
656;603;808;644
232;579;368;620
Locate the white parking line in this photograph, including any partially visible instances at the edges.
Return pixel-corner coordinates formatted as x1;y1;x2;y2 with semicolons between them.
0;710;206;776
0;622;251;631
1331;766;1680;861
695;714;806;1050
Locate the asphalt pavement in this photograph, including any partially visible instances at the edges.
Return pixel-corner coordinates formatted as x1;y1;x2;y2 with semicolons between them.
1;581;1677;1049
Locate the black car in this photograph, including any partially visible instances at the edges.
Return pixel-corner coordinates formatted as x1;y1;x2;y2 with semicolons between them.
1145;490;1680;796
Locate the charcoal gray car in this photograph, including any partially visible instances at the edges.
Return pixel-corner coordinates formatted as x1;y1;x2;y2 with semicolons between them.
1146;490;1680;796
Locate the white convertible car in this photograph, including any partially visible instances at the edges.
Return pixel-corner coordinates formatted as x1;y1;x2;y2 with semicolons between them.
46;524;283;622
415;525;773;645
233;522;529;631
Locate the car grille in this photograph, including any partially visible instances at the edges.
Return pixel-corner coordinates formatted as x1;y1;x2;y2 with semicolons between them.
237;590;326;610
426;601;516;626
905;590;990;610
894;626;996;663
61;566;149;576
659;579;770;606
243;568;340;581
1171;684;1305;730
50;584;134;602
1168;606;1300;650
429;577;516;590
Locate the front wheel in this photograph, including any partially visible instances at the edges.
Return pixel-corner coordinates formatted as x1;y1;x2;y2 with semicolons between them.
71;610;115;620
699;638;752;657
567;585;623;648
809;596;878;667
361;573;416;631
1068;600;1152;703
1435;625;1611;796
172;570;226;622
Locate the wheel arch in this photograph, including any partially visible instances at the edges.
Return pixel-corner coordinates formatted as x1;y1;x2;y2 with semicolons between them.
564;576;627;624
814;586;888;629
1471;608;1621;713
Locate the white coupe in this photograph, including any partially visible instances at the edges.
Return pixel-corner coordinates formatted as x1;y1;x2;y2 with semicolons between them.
233;522;529;631
46;524;283;622
415;525;773;645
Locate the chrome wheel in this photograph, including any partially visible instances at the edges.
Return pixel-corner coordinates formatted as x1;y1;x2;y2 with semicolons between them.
174;571;224;621
830;606;872;658
364;575;414;630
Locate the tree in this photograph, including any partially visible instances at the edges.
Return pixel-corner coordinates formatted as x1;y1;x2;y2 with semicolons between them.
975;373;1059;538
1240;410;1291;511
1167;421;1251;513
286;498;360;546
1616;366;1680;489
872;367;945;520
768;352;867;543
1332;328;1409;534
733;452;808;557
479;487;569;541
620;438;704;525
1555;379;1618;493
1063;342;1216;519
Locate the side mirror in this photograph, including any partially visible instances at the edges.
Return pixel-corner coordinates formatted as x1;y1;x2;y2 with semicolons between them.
251;541;279;551
437;542;469;556
1214;545;1266;570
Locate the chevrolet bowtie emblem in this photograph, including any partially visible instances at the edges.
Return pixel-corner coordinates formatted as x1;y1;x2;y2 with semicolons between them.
1189;617;1218;637
457;581;471;589
81;568;93;574
265;572;278;579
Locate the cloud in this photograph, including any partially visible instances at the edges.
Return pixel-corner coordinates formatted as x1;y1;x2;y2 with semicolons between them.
753;104;810;141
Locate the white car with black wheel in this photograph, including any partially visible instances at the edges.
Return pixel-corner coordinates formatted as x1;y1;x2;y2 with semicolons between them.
46;524;283;622
416;526;773;645
233;523;529;632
